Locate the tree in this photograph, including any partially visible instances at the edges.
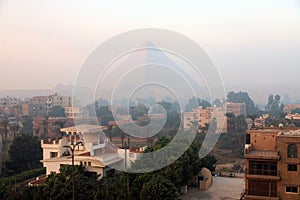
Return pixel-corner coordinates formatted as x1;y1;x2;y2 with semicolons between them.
9;123;19;139
130;103;149;120
5;135;42;173
21;116;33;135
96;106;114;126
248;114;257;128
213;98;223;107
22;165;99;200
265;94;284;118
52;118;67;137
0;117;9;141
42;165;99;200
140;175;179;200
40;116;49;139
48;106;66;117
185;97;211;112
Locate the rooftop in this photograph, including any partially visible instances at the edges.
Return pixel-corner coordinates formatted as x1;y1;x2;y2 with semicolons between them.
60;124;108;133
279;129;300;137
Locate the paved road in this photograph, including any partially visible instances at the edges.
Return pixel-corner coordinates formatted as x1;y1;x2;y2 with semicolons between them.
181;177;244;200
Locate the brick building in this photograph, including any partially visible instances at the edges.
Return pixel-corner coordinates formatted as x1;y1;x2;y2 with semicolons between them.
244;127;300;200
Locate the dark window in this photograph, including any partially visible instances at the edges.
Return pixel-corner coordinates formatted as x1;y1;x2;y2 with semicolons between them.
288;164;297;171
286;186;298;193
246;134;251;144
50;152;58;158
288;144;298;158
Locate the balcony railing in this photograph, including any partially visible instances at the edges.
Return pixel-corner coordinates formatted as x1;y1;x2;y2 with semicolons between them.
245;189;279;200
245;149;280;160
246;168;280;177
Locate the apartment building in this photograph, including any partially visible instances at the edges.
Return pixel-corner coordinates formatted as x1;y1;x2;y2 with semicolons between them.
30;94;76;116
64;107;88;118
184;106;227;133
244;127;300;200
225;102;247;117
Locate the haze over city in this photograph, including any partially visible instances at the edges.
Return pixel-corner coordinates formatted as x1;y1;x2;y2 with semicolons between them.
2;1;300;200
1;0;300;103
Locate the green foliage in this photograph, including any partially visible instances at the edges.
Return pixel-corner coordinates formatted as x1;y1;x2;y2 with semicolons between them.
0;168;45;185
21;116;33;135
265;94;284;118
217;133;244;156
185;97;211;112
5;135;42;173
226;114;247;134
96;106;114;126
140;175;179;200
291;108;300;114
0;168;45;200
48;106;66;117
130;103;149;120
21;165;99;200
99;137;217;200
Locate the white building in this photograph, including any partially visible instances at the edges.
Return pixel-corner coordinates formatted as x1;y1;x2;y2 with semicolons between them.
41;124;140;177
225;102;246;117
183;106;227;133
64;107;89;118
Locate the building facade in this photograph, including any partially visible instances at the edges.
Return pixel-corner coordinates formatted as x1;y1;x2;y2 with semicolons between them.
184;106;227;133
41;124;140;178
225;102;247;117
244;127;300;200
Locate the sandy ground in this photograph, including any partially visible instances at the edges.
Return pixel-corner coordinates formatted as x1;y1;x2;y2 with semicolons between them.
181;176;244;200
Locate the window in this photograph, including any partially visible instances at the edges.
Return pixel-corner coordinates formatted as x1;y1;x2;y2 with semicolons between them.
50;152;58;158
288;164;297;171
246;134;251;144
288;144;298;158
286;186;298;193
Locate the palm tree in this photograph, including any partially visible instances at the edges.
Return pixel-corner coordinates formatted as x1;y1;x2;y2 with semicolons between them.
34;127;40;137
248;114;257;128
0;117;9;141
10;123;19;139
53;118;67;138
40;116;49;139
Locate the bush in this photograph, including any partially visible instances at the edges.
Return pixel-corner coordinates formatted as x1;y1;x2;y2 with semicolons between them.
0;168;45;185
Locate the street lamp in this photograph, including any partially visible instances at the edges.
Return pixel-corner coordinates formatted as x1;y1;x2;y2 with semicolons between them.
63;141;82;200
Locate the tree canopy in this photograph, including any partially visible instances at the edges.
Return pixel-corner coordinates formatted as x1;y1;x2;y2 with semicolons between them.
5;135;42;174
48;106;66;117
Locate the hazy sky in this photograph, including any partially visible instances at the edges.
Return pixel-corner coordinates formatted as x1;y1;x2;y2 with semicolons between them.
1;0;300;93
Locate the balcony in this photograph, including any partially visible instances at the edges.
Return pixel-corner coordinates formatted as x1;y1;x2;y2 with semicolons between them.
245;168;280;181
244;194;279;200
245;190;279;200
245;149;280;160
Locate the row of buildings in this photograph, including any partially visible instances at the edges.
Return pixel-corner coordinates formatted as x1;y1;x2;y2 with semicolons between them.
0;94;87;118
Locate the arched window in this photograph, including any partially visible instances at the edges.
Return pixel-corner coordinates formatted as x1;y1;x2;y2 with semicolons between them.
288;144;298;158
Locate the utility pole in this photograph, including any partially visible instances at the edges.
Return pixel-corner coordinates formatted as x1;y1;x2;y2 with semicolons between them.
63;141;82;200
